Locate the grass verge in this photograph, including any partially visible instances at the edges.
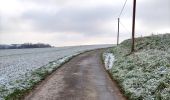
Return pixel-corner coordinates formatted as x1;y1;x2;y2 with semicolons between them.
103;33;170;100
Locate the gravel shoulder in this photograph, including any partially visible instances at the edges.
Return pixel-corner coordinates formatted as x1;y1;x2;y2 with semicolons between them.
24;49;126;100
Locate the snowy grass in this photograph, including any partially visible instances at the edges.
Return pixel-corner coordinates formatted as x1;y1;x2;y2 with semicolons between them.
3;54;78;100
0;45;112;100
103;34;170;100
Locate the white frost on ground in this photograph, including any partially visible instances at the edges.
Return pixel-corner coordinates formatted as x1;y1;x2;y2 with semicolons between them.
105;34;170;99
0;45;112;99
110;48;170;100
103;53;115;70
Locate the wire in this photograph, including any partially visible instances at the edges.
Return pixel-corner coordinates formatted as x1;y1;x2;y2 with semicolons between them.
119;21;131;34
118;0;128;18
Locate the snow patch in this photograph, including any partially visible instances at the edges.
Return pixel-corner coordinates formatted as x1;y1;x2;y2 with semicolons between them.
103;53;115;70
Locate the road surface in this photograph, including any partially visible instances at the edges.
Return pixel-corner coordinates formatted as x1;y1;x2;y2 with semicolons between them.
25;49;126;100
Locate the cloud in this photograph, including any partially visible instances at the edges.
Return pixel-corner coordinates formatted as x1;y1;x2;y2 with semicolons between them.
0;0;170;46
112;0;170;35
137;0;170;28
21;5;117;36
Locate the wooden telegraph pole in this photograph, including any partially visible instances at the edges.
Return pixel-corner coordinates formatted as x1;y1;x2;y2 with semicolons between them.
117;18;120;45
131;0;136;52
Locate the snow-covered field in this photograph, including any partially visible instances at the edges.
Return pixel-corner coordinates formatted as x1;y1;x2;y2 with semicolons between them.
0;45;112;99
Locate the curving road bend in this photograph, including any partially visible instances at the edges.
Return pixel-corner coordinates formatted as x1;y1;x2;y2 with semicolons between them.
25;49;126;100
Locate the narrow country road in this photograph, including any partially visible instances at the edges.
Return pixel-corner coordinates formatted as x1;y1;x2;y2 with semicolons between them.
25;49;126;100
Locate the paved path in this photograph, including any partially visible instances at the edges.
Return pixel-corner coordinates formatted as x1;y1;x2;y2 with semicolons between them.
25;49;126;100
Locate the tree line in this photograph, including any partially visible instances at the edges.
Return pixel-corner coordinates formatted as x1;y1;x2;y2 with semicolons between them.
0;43;52;49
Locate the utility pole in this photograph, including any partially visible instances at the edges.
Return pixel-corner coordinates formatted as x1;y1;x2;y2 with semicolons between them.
131;0;136;52
117;18;120;45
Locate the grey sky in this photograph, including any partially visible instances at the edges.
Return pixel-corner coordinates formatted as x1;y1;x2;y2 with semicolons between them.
0;0;170;46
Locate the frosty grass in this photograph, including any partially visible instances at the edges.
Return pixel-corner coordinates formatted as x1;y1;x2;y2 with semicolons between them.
0;45;112;99
103;34;170;100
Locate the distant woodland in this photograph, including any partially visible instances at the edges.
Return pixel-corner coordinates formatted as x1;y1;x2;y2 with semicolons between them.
0;43;52;49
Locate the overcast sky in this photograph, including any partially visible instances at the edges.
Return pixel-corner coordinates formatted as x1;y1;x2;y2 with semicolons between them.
0;0;170;46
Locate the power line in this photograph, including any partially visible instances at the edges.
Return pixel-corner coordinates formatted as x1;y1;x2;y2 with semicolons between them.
116;0;128;45
119;21;131;34
115;0;137;52
118;0;128;18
